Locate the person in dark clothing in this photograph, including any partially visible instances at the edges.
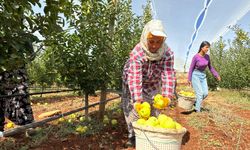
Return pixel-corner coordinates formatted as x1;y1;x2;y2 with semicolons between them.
0;67;34;132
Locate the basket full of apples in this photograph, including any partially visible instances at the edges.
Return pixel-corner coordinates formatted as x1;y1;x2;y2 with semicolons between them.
132;94;187;150
177;91;196;110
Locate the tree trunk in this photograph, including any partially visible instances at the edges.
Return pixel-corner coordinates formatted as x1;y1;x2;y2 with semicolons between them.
84;92;89;117
99;86;107;120
40;85;44;97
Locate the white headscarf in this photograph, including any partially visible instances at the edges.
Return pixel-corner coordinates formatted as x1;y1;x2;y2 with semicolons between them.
140;20;167;61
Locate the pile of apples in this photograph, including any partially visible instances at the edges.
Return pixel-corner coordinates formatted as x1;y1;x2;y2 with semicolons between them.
136;114;183;130
135;94;183;130
178;90;195;98
134;94;171;119
103;115;118;126
153;94;171;109
75;125;88;134
134;102;151;119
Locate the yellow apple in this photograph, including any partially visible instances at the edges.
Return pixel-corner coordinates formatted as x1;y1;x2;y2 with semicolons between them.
137;118;146;125
103;117;109;124
175;122;183;130
147;117;159;126
141;102;150;109
79;117;85;122
6;122;14;128
58;117;65;122
138;107;150;119
68;119;73;124
160;120;176;129
111;119;118;126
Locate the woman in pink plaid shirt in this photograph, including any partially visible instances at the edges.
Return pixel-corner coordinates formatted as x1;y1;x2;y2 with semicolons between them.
122;20;176;147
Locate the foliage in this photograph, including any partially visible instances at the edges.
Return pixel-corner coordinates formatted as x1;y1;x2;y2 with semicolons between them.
208;26;250;90
27;47;62;88
0;0;74;73
38;0;148;93
1;0;154;95
142;0;153;24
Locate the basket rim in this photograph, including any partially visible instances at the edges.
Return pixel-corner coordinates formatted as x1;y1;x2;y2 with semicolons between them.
132;122;187;135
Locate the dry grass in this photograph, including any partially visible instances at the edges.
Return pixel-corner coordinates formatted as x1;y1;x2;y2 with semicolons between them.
215;89;250;110
187;113;209;130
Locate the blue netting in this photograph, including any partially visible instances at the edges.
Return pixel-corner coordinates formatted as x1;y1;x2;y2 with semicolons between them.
184;0;213;69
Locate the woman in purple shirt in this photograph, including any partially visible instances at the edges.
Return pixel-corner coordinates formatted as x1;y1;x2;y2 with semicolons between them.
188;41;221;112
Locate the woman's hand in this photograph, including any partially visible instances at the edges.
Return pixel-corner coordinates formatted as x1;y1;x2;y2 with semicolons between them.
217;76;221;81
188;80;192;87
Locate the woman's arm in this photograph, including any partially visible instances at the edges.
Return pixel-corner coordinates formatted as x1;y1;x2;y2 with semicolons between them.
188;55;197;82
127;58;143;103
161;49;175;98
207;55;220;79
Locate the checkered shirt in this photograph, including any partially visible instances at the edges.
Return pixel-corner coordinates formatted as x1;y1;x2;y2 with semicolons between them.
123;43;176;102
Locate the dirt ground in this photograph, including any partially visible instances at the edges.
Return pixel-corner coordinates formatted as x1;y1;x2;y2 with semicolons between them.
1;73;249;150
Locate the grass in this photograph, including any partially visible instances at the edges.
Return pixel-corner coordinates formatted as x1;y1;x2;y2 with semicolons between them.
106;100;122;116
0;138;16;150
187;113;209;130
0;91;122;150
51;102;122;139
216;89;250;110
188;99;249;149
19;145;29;150
187;111;226;149
54;121;78;138
199;102;250;149
201;132;212;140
0;128;53;150
0;96;122;150
208;139;223;147
206;104;244;125
205;103;249;139
30;127;51;147
0;113;119;150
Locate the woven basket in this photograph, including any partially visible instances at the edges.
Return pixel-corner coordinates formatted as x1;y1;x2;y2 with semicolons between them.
132;122;187;150
177;95;195;110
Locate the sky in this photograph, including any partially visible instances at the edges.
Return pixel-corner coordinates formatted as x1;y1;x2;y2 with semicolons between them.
33;0;250;72
132;0;250;71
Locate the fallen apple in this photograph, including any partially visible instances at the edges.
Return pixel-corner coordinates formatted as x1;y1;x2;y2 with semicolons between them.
79;117;85;122
111;119;118;126
6;122;14;129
